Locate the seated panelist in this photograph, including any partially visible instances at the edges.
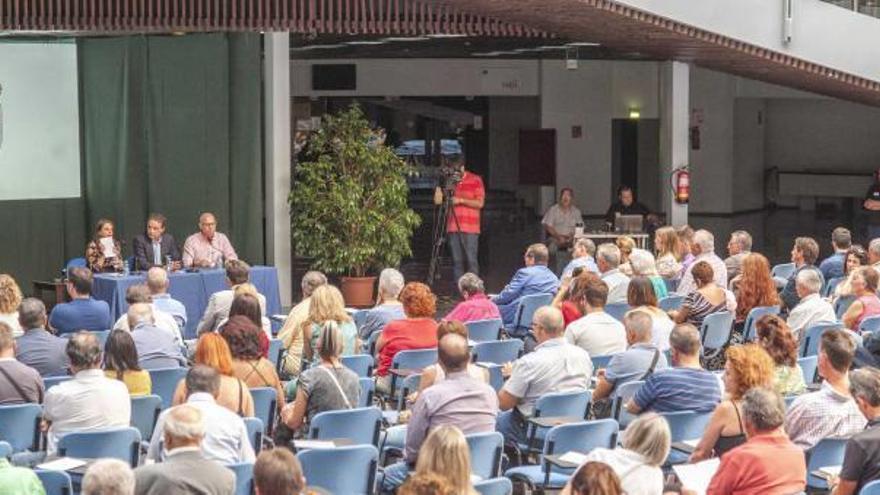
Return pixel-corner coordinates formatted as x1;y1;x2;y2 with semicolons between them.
85;218;123;273
182;212;238;268
133;213;181;272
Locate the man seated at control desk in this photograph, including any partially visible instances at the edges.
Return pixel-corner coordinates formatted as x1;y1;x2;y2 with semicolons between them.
605;185;650;230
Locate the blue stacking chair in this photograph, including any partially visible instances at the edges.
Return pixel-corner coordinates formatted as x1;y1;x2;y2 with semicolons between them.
472;340;523;365
35;469;74;495
519;390;592;457
823;276;845;298
772;263;796;281
506;293;553;338
0;403;42;453
58;427;142;467
475;477;513;495
226;462;255;495
591;354;616;374
358;377;374;408
43;375;72;391
352;310;369;331
0;441;10;458
130;394;162;441
250;387;277;436
743;306;781;341
658;295;685;312
798;355;819;384
365;331;381;355
244;417;264;454
800;321;843;357
806;437;848;490
861;480;880;494
298;445;379;495
341;354;374;377
391;374;422;417
604;302;632;323
836;295;856;320
268;338;283;371
700;311;734;359
477;363;505;392
149;367;188;409
505;419;619;491
467;431;504;480
662;411;712;465
309;407;383;447
466;319;503;342
386;348;437;398
611;380;645;429
860;315;880;334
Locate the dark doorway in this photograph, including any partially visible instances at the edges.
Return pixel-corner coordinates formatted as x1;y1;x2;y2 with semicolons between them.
611;118;660;212
612;119;639;196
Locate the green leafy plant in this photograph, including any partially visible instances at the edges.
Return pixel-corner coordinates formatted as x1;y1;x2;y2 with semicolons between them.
290;104;421;278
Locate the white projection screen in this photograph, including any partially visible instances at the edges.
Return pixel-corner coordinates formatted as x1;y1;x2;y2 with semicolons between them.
0;42;81;200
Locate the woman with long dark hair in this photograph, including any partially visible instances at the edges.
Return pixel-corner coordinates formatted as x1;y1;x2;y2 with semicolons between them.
103;329;151;396
85;218;123;273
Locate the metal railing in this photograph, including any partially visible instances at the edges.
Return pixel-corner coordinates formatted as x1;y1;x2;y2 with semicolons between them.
822;0;880;18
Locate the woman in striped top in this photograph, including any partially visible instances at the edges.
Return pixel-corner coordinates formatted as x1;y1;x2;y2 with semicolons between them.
669;261;735;329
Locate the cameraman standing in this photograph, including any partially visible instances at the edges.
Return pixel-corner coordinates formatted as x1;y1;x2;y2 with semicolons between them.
435;155;485;280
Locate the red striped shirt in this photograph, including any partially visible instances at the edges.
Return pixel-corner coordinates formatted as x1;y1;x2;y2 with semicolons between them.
447;171;485;234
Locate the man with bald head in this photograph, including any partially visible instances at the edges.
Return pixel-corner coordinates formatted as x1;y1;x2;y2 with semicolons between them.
382;332;498;490
497;305;592;445
182;212;238;268
129;303;186;370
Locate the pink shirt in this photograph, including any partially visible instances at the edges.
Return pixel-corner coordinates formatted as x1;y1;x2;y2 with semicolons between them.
182;232;238;267
854;294;880;330
444;294;501;323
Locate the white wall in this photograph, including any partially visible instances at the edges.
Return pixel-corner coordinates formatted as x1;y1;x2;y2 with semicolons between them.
733;98;767;211
688;67;735;214
487;96;541;208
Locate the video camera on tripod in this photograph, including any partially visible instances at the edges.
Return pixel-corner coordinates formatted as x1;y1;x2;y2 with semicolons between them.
437;163;464;193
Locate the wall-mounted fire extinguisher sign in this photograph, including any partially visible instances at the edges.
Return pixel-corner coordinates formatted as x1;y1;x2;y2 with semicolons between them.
672;166;690;204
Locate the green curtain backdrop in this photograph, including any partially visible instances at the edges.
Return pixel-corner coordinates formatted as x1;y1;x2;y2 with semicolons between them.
0;33;265;291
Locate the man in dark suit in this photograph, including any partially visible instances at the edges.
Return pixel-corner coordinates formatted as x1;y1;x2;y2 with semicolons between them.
133;213;181;271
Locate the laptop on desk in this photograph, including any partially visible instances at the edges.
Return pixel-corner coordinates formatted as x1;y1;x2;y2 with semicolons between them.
615;214;644;234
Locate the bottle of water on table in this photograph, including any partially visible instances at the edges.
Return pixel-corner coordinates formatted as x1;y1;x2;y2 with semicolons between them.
123;259;130;277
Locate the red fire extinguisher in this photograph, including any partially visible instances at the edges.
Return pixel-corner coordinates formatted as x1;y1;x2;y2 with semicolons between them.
672;166;690;204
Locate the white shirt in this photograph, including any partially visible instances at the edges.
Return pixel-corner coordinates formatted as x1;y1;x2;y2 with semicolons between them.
113;305;183;346
147;392;255;465
676;252;728;295
602;269;631;305
583;448;663;495
638;308;674;352
564;311;627;357
43;368;131;454
503;338;592;416
786;293;837;340
0;312;21;338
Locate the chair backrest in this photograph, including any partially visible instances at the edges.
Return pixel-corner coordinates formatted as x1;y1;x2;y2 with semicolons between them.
472;340;524;365
860;315;880;334
661;411;712;443
390;349;437;396
243;417;264;454
226;462;255;495
612;380;645;429
478;363;505;392
341;354;374;377
35;469;73;495
0;441;10;458
466;431;504;480
797;355;819;384
542;420;619;474
860;479;880;495
823;277;845;298
700;311;734;349
474;477;513;495
800;321;843;357
771;262;796;280
743;306;781;341
365;331;381;355
352;310;368;331
604;302;632;323
806;437;848;488
89;329;111;347
535;390;592;420
65;257;87;270
44;375;72;391
309;407;383;447
250;387;277;436
57;427;142;467
130;394;162;440
466;319;503;342
297;445;379;495
267;338;283;370
590;354;616;374
511;293;554;334
148;366;189;409
835;295;856;320
395;374;422;412
0;403;42;452
658;295;685;312
358;377;375;408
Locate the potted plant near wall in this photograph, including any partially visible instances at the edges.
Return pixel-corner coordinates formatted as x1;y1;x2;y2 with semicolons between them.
290;104;421;307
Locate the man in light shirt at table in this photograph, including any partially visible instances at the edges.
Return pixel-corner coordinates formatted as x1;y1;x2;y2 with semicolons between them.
182;212;238;268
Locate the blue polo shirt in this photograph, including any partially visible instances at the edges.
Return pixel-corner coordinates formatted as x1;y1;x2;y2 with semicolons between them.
632;366;722;413
819;252;846;282
605;342;668;392
48;298;112;335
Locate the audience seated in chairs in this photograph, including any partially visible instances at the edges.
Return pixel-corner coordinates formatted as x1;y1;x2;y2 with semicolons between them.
382;332;498;491
278;271;327;378
491;243;560;327
785;328;865;450
0;321;43;405
280;321;360;433
754;315;806;396
676;230;727;297
419;321;490;391
300;285;358;366
563;273;627;357
690;344;774;462
82;458;135;495
148;365;255;465
15;297;69;377
705;388;806;495
43;331;131;455
841;266;880;331
593;311;667;406
221;290;272;354
222;315;286;411
597;244;630;306
626;324;720;415
669;261;734;330
0;274;23;337
253;448;307;495
561;238;599;280
134;404;235;495
359;268;406;340
375;282;439;395
780;237;823;311
196;259;266;335
146;267;188;334
723;230;752;282
830;367;880;495
128;303;187;370
48;266;112;335
113;284;182;346
733;253;780;337
627;276;674;352
103;329;152;396
173;333;254;417
566;413;669;495
444;273;501;324
833;245;868;301
787;268;836;342
562;461;623;495
653;226;683;281
552;267;588;327
820;227;851;282
497;306;591;445
405;425;479;495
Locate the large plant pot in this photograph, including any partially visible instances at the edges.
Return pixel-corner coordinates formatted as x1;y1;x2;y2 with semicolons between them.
340;276;377;308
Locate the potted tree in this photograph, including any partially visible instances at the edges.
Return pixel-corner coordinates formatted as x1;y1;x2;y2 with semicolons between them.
290;105;420;307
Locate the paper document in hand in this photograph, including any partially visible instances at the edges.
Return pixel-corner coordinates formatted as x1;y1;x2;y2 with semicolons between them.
37;457;87;471
293;440;336;450
558;451;588;465
819;466;842;478
672;458;721;495
99;237;116;258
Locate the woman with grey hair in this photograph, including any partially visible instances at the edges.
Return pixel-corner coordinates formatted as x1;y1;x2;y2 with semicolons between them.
568;413;670;495
629;248;668;299
82;459;135;495
443;272;501;323
358;268;406;341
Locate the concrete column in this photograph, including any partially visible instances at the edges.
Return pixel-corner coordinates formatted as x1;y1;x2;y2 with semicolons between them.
659;61;689;227
263;32;292;307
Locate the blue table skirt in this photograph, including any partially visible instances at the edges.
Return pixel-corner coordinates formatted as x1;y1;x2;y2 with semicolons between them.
93;266;282;339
